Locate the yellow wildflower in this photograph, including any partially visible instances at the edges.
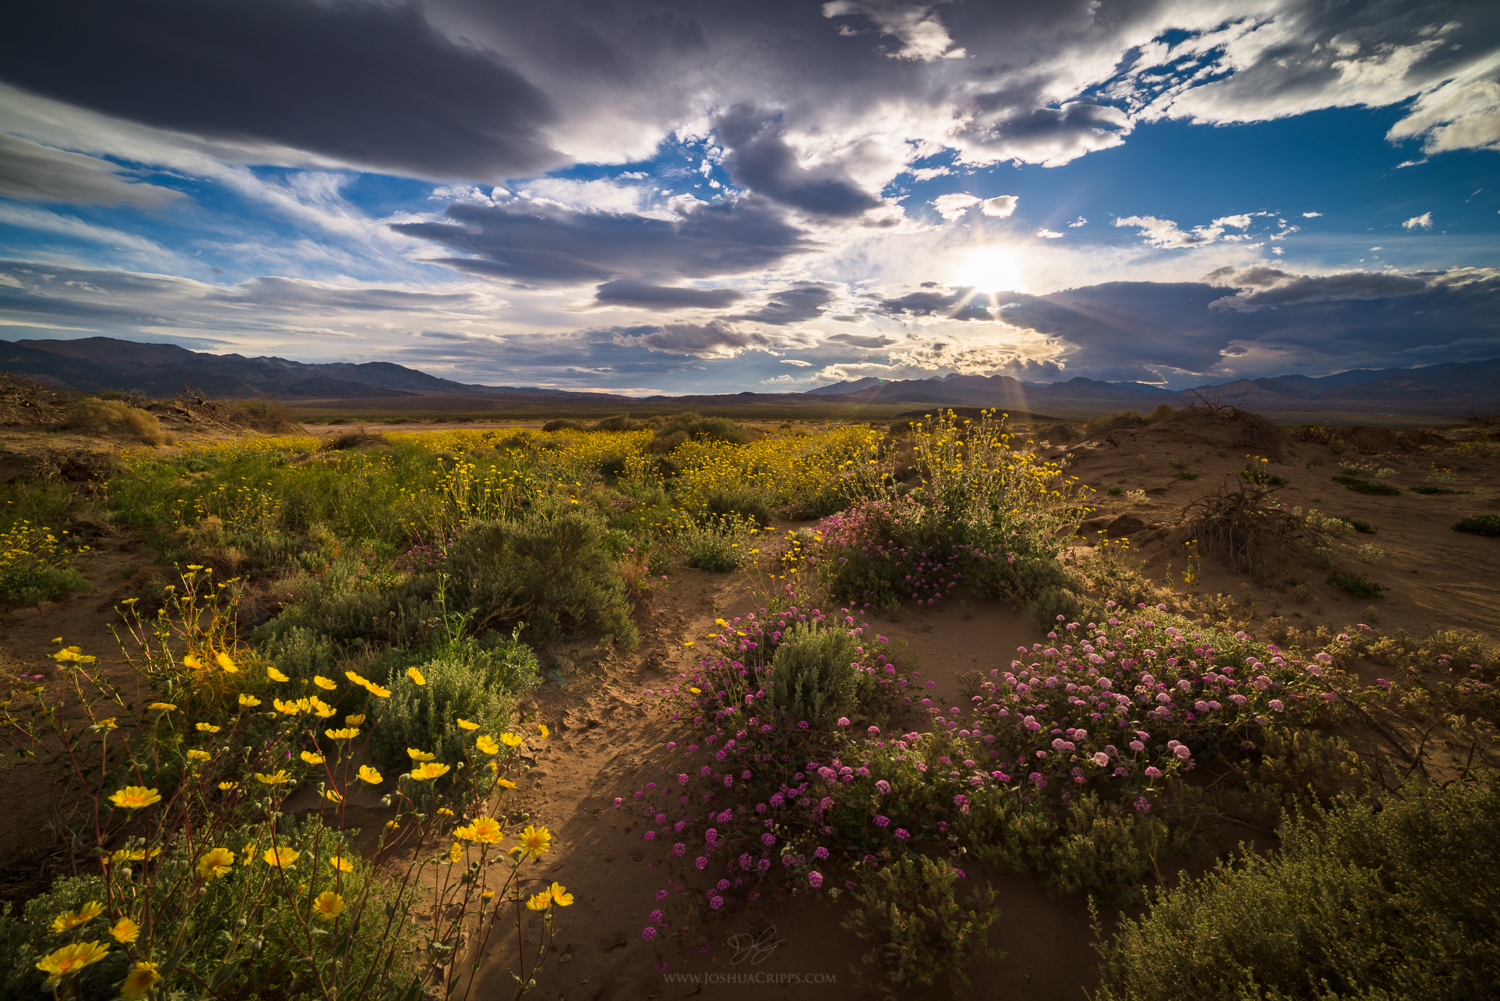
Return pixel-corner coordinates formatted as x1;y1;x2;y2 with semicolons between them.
324;727;359;741
514;824;552;859
216;652;238;674
328;856;354;872
323;788;343;803
344;714;366;726
300;751;324;765
456;718;479;730
147;702;176;712
496;777;517;789
406;748;435;761
196;847;235;878
455;816;503;844
536;723;549;739
187;749;211;762
344;669;371;687
273;698;301;716
51;901;104;933
262;847;299;868
313;675;337;690
448;842;463;863
108;787;161;810
548;882;574;906
407;666;426;685
36;941;109;986
365;682;391;698
409;761;450;781
218;781;239;791
195;722;221;734
526;890;552;911
107;847;160;863
183;654;204;670
237;693;262;707
308;697;336;718
474;735;500;755
267;666;290;682
109;917;139;944
357;765;382;785
499;733;524;747
312;891;344;920
437;807;454;816
254;770;291;786
121;961;161;1000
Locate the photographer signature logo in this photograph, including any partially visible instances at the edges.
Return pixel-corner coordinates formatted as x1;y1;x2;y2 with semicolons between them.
724;926;784;966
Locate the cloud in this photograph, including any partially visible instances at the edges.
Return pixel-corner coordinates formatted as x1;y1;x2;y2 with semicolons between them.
626;319;777;358
1205;266;1429;309
1403;212;1434;230
1036;228;1064;239
825;331;897;349
931;192;980;221
392;194;810;285
780;358;814;366
0;134;184;207
822;1;965;62
0;0;561;181
875;288;992;321
980;195;1019;218
732;282;837;325
1067;216;1087;227
713;106;883;218
1302;211;1323;218
1114;212;1261;249
593;279;744;310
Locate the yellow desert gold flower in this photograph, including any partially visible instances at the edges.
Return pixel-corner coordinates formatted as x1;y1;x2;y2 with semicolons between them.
218;781;239;791
328;855;354;872
515;824;552;859
237;693;262;707
406;748;435;761
548;882;574;906
267;666;290;682
324;788;343;803
312;891;344;920
110;916;139;943
108;786;161;810
409;761;450;781
120;961;161;1000
536;723;549;739
262;846;299;868
36;940;109;986
51;901;104;933
300;751;324;765
448;841;463;863
689;687;701;694
216;651;238;674
437;806;454;816
365;682;391;698
196;847;235;878
308;697;336;718
324;727;359;741
195;722;221;734
525;890;552;911
456;717;479;730
187;749;211;762
474;735;499;755
499;733;523;747
344;669;371;687
254;770;291;786
407;666;426;685
108;847;160;863
496;777;517;789
313;675;337;690
273;698;302;716
455;816;503;844
357;765;383;785
147;702;176;712
345;714;365;726
182;654;204;670
482;890;495;901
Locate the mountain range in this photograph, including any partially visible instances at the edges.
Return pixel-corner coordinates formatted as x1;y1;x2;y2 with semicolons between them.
5;336;1499;418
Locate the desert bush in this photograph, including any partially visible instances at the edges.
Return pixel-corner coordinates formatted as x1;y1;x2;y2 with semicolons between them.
69;398;165;446
1334;474;1400;496
767;621;861;728
541;418;585;432
1240;456;1288;487
842;855;999;992
648;412;749;452
675;516;756;573
235;398;299;431
1411;484;1468;495
1181;481;1305;579
436;512;637;647
1326;570;1386;598
1357;543;1386;564
698;486;774;527
1094;777;1500;1001
1453;514;1500;537
1147;403;1177;422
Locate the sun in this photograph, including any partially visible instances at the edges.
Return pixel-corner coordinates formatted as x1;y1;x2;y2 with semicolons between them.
952;246;1025;292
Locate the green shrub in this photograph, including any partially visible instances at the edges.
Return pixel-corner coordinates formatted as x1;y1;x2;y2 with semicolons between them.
1334;515;1377;534
540;418;586;432
1107;487;1123;496
1412;484;1468;495
1094;777;1500;1001
768;622;860;728
438;512;637;647
646;412;749;453
1241;469;1288;487
676;517;754;573
1333;475;1400;496
1326;570;1386;598
1453;514;1500;537
1173;470;1199;480
369;627;539;773
0;519;89;606
842;855;999;991
698;486;774;528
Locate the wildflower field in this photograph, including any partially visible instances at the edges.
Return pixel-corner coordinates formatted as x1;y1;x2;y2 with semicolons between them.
1;408;1497;999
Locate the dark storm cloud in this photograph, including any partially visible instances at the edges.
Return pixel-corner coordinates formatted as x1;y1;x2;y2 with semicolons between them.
731;282;837;325
875;289;994;321
628;319;776;357
594;279;745;310
394;196;811;285
713;107;884;217
0;0;560;181
1204;266;1430;309
997;271;1500;377
826;331;897;349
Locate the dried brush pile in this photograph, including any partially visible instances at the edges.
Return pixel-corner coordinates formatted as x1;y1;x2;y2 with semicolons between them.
0;372;76;427
1179;479;1310;580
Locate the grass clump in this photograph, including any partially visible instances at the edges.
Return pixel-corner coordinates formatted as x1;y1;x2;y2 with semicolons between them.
0;519;89;606
1333;475;1401;496
68;398;167;446
1094;778;1500;1001
1326;569;1387;598
541;418;586;432
1453;514;1500;537
1412;484;1469;495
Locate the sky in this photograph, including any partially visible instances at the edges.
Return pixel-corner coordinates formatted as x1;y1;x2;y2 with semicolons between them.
1;0;1498;394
